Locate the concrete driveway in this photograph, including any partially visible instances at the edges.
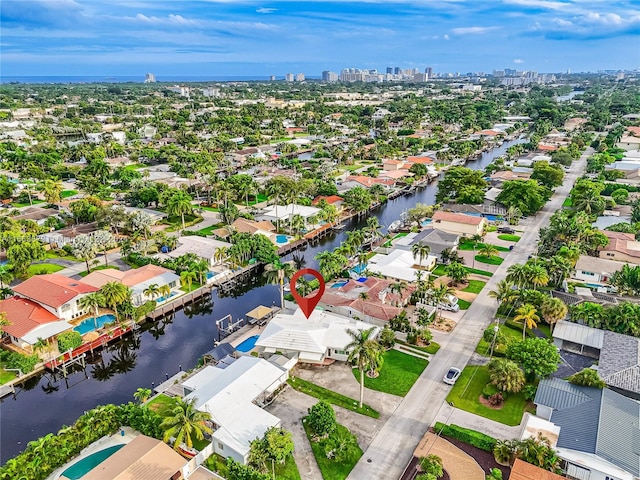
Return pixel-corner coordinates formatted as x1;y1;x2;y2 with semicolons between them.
346;148;591;480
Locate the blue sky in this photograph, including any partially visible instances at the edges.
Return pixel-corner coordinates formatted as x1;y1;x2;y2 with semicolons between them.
1;0;638;77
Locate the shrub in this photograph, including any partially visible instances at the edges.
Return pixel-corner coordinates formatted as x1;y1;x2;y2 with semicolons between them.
568;368;606;388
2;351;40;373
379;327;396;349
406;329;418;345
522;384;538;401
57;331;82;353
482;383;500;399
307;401;337;438
487;392;504;406
433;422;497;451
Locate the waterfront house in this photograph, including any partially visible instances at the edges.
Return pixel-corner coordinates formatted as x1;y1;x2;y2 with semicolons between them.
534;378;638;480
12;274;99;321
182;356;289;464
573;255;626;290
367;249;437;281
260;204;321;226
598;231;640;265
510;459;566;480
82;264;180;306
395;228;460;258
0;296;71;353
255;309;380;364
166;236;233;267
430;211;486;237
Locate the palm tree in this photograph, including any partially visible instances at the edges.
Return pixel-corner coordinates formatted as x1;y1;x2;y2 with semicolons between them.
133;387;152;404
78;292;105;317
358;291;369;321
506;263;529;288
540;296;568;332
487;358;525;393
513;303;540;339
479;244;499;260
431;284;456;322
166;190;194;230
160;397;212;451
525;264;549;290
0;265;13;288
158;284;171;300
264;260;295;308
412;243;431;270
488;280;517;310
143;283;160;301
347;327;382;408
99;282;131;322
180;270;197;292
390;281;408;306
38;178;64;204
213;246;229;265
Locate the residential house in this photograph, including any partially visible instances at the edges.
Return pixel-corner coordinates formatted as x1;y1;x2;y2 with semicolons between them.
395;228;460;257
367;249;437;281
598;331;640;400
311;195;345;212
345;175;395;189
0;297;72;352
598;231;640;265
182;356;289;464
617;135;640;152
552;320;603;358
510;459;566;480
484;187;503;205
255;309;380;363
534;378;638;480
166;236;233;267
379;169;412;181
405;156;435;167
604;160;640;179
12;274;99;321
82;264;180;306
382;159;404;171
431;211;487;237
573;255;626;290
489;170;531;186
260;204;321;226
82;435;187;480
14;207;60;225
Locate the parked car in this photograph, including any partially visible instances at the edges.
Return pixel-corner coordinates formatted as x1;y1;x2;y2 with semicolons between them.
497;226;515;234
443;367;461;385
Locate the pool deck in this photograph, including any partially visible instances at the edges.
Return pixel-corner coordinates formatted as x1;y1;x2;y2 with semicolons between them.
46;427;139;480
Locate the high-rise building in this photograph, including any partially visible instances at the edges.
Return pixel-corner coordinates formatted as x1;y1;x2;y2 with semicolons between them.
322;71;338;82
394;67;401;75
269;75;276;81
144;73;156;83
424;67;432;79
295;72;305;82
386;67;393;74
285;73;294;82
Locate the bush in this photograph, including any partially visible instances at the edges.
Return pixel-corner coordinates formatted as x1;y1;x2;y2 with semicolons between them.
482;383;500;399
487;392;504;406
2;351;40;373
379;327;396;349
307;401;337;438
57;331;83;353
522;384;538;401
433;422;497;451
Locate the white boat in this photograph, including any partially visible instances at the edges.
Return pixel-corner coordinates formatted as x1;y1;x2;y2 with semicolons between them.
332;223;346;231
388;220;403;232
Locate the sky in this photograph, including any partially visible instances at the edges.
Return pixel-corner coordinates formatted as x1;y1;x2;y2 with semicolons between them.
1;0;639;78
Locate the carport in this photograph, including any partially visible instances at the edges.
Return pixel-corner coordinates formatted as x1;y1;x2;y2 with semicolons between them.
552;320;603;358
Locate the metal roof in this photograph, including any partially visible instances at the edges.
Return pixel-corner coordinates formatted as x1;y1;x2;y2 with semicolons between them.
203;342;236;362
599;331;640;394
553;321;604;350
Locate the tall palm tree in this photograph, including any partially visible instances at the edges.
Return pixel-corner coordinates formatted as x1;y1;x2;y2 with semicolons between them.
514;303;540;339
390;281;408;306
99;282;131;322
213;246;229;265
412;243;431;270
488;280;517;310
488;358;525;393
506;263;529;288
133;387;152;404
158;284;171;300
78;292;105;317
540;296;568;332
166;190;194;230
264;260;295;308
431;284;456;322
358;291;369;321
347;327;383;408
143;283;160;301
38;178;64;204
160;397;212;451
525;264;549;290
180;270;197;292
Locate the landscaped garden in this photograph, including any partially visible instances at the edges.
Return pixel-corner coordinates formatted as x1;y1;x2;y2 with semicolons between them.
461;280;486;294
497;234;520;242
456;298;471;310
27;263;64;277
353;349;428;397
459;241;510;252
475;254;504;265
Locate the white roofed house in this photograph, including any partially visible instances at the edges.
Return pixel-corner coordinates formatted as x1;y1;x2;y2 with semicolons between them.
255;309;380;364
260;204;321;227
165;236;233;267
573;255;626;292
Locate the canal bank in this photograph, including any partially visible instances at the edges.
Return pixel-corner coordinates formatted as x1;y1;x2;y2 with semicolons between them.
0;138;525;464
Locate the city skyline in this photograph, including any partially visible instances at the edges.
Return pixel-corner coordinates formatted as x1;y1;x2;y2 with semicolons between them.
1;0;638;77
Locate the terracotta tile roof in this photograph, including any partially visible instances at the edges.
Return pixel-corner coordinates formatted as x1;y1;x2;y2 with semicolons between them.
490;170;531;181
312;195;344;205
476;129;501;136
627;126;640;136
82;264;173;288
510;459;566;480
13;274;98;308
432;211;484;226
600;230;640;258
346;175;395;187
380;170;412;179
0;296;61;338
231;218;275;235
538;144;558;151
406;156;434;164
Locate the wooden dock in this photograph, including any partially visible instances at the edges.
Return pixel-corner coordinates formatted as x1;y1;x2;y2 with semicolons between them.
146;284;215;321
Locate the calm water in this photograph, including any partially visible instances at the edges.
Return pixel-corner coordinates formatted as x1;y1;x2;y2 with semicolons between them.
0;138;523;463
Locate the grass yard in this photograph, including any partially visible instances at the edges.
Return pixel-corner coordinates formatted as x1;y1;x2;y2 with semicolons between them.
195;224;220;236
13;199;44;207
61;189;78;198
288;376;380;418
475;255;504;265
446;366;532;426
459;241;510;252
0;368;16;384
180;281;202;293
199;206;220;212
352;349;428;397
475;323;523;357
497;234;520;242
462;280;486;294
303;421;362;480
45;250;77;261
432;265;447;276
147;393;176;415
457;299;471;310
396;339;441;355
562;197;573;208
27;263;64;276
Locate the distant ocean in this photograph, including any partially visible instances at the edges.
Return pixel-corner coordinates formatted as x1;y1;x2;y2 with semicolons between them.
0;75;317;84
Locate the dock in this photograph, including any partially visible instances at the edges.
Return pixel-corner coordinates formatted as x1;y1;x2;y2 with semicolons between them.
146;284;215;321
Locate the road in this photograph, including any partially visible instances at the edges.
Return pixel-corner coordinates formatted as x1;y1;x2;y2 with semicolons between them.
346;148;592;480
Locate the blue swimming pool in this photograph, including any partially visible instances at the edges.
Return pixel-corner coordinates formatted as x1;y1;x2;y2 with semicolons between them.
331;281;348;288
351;264;367;274
60;444;124;480
74;314;116;335
276;235;289;244
156;292;178;303
236;335;259;352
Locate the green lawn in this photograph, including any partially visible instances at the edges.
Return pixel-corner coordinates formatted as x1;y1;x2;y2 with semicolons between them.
475;323;523;357
562;197;573;208
459;241;510;252
288;377;380;418
199;206;220;212
78;265;119;277
13;199;44;207
61;190;78;198
206;453;300;480
396;339;441;355
446;366;532;426
194;224;221;236
462;280;486;294
147;393;176;415
352;349;428;397
497;234;521;242
180;281;202;293
465;267;494;277
0;368;16;384
475;255;504;265
27;263;64;276
303;421;362;480
457;299;471;310
45;250;77;261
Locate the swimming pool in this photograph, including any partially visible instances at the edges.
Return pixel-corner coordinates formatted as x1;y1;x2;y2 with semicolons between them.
331;281;348;288
236;335;259;352
156;292;178;303
276;235;289;244
60;444;124;480
74;314;117;335
350;264;367;275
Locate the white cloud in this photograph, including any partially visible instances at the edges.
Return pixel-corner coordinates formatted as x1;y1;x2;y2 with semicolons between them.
256;7;277;14
451;26;499;35
513;58;524;63
443;34;450;40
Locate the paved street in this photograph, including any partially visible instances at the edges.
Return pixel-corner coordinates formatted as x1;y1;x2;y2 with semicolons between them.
347;149;591;480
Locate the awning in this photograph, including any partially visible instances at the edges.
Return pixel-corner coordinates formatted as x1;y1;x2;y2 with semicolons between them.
22;321;73;345
299;352;324;363
246;305;274;321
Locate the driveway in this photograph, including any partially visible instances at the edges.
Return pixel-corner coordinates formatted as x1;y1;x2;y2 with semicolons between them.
346;149;592;480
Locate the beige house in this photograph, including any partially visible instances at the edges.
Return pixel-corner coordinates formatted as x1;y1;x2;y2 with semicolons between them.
598;230;640;265
431;211;487;237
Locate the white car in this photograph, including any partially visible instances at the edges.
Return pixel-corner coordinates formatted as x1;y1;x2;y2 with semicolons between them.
443;367;461;385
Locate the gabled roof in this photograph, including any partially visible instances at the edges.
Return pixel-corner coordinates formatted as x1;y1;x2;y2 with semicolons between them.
552;320;604;350
575;255;627;275
600;230;640;258
82;264;176;289
0;296;63;338
13;274;98;308
432;211;484;226
599;331;640;394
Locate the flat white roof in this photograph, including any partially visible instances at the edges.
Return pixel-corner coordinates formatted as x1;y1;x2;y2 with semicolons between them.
553;320;604;349
262;204;321;220
368;249;436;282
168;236;232;261
22;320;73;344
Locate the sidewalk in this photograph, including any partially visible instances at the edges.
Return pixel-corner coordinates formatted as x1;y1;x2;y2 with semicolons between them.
432;401;526;441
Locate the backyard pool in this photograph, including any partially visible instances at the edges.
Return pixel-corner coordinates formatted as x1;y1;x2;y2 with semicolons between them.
331;281;348;288
156;292;178;303
59;444;124;480
236;335;259;353
73;314;117;335
350;264;368;275
275;235;290;244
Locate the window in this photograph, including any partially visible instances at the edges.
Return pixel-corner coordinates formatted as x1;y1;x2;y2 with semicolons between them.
606;253;615;257
217;442;224;450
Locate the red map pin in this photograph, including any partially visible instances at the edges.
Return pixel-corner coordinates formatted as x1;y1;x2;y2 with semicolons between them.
289;268;325;319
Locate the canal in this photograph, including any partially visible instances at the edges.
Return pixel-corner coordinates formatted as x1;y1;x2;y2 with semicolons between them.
0;138;524;463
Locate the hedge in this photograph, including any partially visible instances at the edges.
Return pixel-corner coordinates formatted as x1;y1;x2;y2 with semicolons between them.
433;422;497;452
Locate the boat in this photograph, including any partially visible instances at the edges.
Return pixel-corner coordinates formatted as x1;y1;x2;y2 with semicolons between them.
332;223;346;231
388;220;403;232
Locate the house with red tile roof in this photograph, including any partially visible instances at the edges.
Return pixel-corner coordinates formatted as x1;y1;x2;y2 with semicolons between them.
431;211;487;237
0;297;71;352
379;169;412;181
538;144;558;152
12;274;99;321
346;175;396;188
405;156;435;165
598;230;640;265
311;195;344;207
82;264;180;306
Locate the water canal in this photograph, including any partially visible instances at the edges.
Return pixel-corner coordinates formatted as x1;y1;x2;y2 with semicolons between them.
0;138;524;463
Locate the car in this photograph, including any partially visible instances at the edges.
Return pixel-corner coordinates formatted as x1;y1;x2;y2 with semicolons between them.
497;226;515;234
443;367;461;385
